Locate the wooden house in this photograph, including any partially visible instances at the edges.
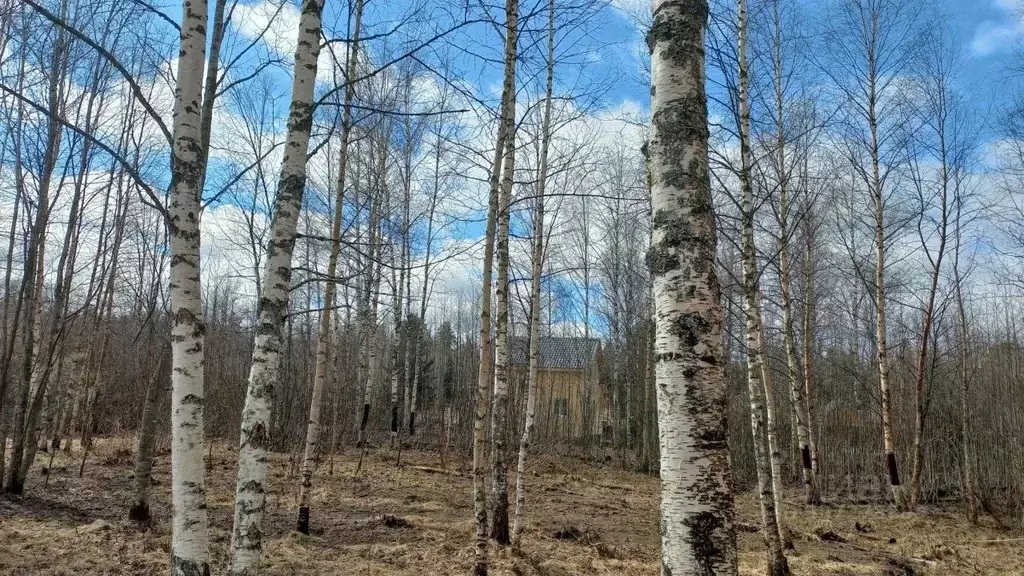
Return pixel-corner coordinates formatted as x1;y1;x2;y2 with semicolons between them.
509;336;606;442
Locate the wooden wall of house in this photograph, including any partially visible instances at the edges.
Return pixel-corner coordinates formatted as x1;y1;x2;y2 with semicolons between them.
507;361;607;449
534;368;602;442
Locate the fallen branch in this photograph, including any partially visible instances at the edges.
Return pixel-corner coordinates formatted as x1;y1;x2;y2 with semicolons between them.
967;537;1024;545
411;465;463;477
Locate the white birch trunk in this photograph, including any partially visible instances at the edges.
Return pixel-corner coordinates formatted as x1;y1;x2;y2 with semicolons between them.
648;0;738;573
490;119;517;548
296;0;359;534
770;1;819;504
357;169;382;449
167;0;210;572
389;264;405;444
510;0;552;547
509;142;545;549
737;0;789;569
801;205;820;480
954;250;977;523
473;0;518;567
229;0;324;570
489;0;519;544
472;163;497;576
757;293;789;548
5;25;65;491
861;37;905;510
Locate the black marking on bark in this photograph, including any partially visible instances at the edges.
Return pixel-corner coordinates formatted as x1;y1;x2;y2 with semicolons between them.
129;501;151;523
408;412;416;436
297;506;310;534
646;244;678;276
250;422;269;450
174;307;199;326
289;102;315;135
170;554;211;576
693;427;727;451
180;393;203;405
239;479;265;494
683;510;722;576
652;97;710;192
646;0;708;60
802;446;812;469
491;493;510;545
670;312;709;348
769;554;791;576
390;406;399;433
886;452;901;486
360;404;370;429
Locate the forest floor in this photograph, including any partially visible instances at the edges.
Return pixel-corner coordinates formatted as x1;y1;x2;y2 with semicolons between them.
0;437;1020;575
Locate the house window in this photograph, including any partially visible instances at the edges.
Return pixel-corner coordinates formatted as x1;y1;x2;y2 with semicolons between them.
554;397;568;418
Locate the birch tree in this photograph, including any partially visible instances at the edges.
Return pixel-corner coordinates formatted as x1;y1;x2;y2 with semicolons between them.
766;0;819;505
129;343;170;522
647;0;738;572
4;3;70;493
472;0;519;567
229;0;326;570
906;23;970;510
490;61;518;551
799;151;821;485
822;0;918;509
355;134;385;459
166;0;211;571
510;0;553;548
952;176;977;524
736;0;789;568
297;0;361;535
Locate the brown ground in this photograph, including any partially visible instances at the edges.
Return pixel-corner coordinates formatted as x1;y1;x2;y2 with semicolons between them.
0;438;1020;575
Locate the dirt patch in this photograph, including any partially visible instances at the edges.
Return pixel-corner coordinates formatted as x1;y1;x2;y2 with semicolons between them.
0;438;1020;575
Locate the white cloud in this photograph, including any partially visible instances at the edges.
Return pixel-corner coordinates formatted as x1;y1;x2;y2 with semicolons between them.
971;0;1024;56
233;0;302;56
607;0;649;30
231;0;346;84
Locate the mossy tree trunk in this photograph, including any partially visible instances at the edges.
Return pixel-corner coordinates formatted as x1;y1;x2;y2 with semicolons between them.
647;0;739;573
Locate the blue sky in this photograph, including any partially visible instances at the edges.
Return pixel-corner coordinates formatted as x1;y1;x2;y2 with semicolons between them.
597;0;1024;135
956;0;1023;122
73;0;1023;326
195;0;1024;164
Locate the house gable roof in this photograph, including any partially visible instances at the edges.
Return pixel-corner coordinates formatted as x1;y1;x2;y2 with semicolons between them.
509;336;601;370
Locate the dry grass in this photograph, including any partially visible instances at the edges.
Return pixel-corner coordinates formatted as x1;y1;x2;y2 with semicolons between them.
0;438;1019;575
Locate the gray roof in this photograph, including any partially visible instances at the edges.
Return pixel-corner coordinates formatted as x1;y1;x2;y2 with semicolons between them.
509;336;601;370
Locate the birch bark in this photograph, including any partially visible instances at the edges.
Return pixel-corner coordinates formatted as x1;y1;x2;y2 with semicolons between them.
130;345;170;522
230;0;325;569
737;0;789;568
800;197;820;480
647;0;738;572
473;0;519;566
489;0;519;546
4;18;67;493
167;0;211;571
510;0;552;547
770;0;818;505
490;107;517;548
296;0;359;534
